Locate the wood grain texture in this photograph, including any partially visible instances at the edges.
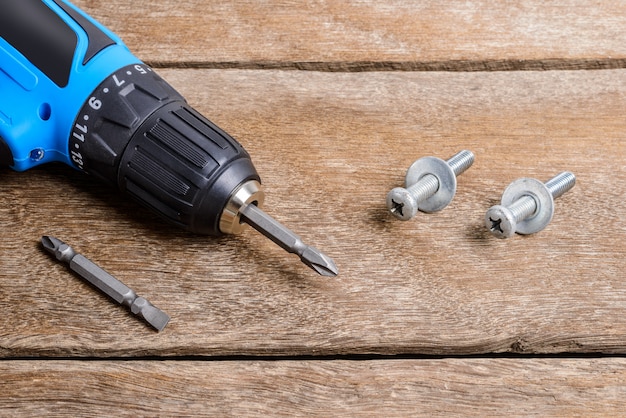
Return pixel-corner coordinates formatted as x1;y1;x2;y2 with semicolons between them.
72;0;626;70
1;69;624;356
2;0;626;413
2;358;626;416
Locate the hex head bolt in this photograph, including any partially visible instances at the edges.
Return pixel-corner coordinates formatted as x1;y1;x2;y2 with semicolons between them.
386;150;475;220
485;171;576;238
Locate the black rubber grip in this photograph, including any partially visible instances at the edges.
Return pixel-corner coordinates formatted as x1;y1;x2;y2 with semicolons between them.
52;0;116;65
0;0;77;87
119;102;260;235
0;135;14;166
71;65;260;235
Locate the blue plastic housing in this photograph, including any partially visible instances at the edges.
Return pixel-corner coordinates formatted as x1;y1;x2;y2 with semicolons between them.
0;0;140;171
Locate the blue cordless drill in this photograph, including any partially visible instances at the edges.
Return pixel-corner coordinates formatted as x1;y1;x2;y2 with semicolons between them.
0;0;337;276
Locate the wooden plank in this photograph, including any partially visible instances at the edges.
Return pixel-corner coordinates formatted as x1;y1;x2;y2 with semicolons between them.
1;69;625;357
70;0;626;69
2;358;626;416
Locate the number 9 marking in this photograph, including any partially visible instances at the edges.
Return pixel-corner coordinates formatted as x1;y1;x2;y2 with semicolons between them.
89;97;102;110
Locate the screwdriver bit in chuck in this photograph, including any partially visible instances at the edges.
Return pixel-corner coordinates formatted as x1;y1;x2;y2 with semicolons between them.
41;236;170;332
239;203;338;277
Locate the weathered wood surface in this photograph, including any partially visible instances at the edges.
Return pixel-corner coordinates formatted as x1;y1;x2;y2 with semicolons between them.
3;358;626;416
2;0;626;415
72;0;626;70
1;68;624;356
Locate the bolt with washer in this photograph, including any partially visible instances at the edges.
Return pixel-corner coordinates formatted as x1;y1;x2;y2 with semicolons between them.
386;150;475;221
485;171;576;239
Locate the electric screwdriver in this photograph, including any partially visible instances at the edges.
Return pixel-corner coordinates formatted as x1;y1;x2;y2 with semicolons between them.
0;0;337;276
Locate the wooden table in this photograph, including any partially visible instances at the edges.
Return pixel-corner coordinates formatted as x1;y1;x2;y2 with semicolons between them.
2;0;626;415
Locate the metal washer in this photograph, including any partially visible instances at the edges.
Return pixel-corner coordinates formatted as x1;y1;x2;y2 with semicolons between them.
500;178;554;235
405;156;457;213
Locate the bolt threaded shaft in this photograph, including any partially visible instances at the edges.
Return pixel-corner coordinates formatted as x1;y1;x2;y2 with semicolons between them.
387;150;475;220
485;171;576;238
447;150;475;177
406;173;439;202
545;171;576;199
406;150;475;202
500;171;576;230
508;195;538;223
509;171;577;223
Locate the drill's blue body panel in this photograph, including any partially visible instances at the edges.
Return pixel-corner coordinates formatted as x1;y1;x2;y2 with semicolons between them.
0;0;140;171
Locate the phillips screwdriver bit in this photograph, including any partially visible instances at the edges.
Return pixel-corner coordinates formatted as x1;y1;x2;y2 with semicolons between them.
41;236;170;331
239;204;339;277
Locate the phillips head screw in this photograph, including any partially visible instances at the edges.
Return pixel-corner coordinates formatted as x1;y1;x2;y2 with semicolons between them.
485;171;576;238
386;150;475;220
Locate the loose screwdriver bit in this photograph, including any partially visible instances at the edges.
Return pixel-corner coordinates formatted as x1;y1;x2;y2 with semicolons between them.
239;204;339;277
41;236;170;331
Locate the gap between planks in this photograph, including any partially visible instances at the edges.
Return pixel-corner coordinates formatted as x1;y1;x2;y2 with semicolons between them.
145;58;626;72
3;352;626;363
